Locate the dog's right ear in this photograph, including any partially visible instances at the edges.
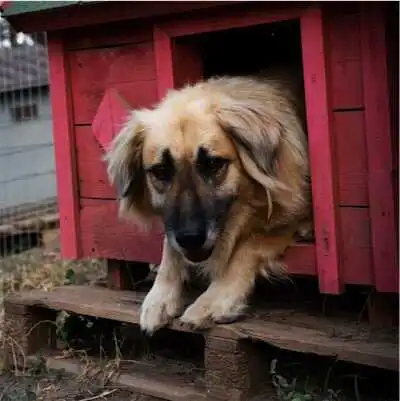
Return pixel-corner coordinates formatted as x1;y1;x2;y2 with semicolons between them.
104;110;154;221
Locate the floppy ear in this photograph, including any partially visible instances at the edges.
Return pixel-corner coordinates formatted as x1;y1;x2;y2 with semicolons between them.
215;98;287;194
104;110;154;220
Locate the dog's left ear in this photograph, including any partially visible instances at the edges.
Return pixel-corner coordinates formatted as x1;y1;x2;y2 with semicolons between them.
104;110;154;221
216;98;285;193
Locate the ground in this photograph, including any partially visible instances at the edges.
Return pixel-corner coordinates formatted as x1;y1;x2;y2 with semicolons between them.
0;231;398;401
0;237;159;401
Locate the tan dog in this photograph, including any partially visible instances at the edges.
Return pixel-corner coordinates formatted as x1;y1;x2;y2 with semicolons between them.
105;74;312;334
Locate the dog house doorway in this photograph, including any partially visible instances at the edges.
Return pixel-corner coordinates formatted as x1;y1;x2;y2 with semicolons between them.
154;5;341;293
176;19;307;125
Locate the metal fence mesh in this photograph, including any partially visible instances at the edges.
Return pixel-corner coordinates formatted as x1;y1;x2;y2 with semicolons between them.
0;15;59;259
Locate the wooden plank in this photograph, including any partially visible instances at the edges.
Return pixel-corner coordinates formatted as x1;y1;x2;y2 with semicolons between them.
386;3;399;248
334;111;368;206
325;11;364;110
360;5;398;293
79;199;164;263
41;356;210;401
68;43;156;124
75;81;158;198
7;1;237;33
65;22;153;50
339;207;373;286
156;3;304;38
80;196;317;274
153;27;175;101
300;8;342;294
75;126;115;199
5;285;398;371
91;88;131;150
47;35;81;259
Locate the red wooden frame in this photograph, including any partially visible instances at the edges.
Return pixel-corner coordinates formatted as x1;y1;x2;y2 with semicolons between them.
360;6;398;293
153;4;342;293
47;35;80;259
300;8;342;293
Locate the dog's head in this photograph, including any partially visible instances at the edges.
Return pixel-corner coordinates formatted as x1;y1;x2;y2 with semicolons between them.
105;76;307;264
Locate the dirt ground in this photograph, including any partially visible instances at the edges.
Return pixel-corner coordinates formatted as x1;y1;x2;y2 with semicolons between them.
0;371;161;401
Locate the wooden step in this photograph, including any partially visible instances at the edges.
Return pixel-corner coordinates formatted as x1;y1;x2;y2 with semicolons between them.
3;285;398;401
26;352;210;401
4;285;398;371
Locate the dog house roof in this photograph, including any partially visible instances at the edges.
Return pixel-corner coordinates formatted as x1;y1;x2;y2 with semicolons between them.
1;1;95;16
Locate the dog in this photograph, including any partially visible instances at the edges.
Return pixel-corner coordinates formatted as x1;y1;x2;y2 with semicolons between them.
105;73;312;335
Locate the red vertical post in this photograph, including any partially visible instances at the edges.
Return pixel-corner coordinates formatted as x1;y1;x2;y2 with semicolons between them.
47;35;80;259
301;7;343;294
153;26;175;101
360;5;398;293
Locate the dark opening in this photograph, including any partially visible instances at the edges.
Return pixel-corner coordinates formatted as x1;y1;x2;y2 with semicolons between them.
187;19;303;79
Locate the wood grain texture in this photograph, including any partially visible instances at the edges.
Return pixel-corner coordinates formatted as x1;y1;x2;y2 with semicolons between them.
47;36;81;259
75;82;158;199
325;10;364;109
360;5;398;293
301;7;342;294
339;207;373;286
79;198;317;274
75;126;115;199
68;42;157;124
334;111;368;206
42;356;209;401
92;88;131;150
79;199;164;263
5;285;398;371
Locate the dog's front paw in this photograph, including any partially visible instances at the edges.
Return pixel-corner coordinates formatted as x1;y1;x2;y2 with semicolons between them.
179;293;246;330
140;284;183;335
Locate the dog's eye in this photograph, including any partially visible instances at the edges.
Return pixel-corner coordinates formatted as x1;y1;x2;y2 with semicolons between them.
147;164;172;182
198;156;229;176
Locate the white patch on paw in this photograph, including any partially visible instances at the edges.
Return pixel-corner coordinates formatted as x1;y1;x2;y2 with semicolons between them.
139;283;183;335
179;290;246;329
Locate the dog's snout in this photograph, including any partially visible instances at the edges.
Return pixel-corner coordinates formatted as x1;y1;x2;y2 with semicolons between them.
175;225;207;250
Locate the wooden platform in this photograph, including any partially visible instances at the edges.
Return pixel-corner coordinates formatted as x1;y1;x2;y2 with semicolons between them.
3;285;398;401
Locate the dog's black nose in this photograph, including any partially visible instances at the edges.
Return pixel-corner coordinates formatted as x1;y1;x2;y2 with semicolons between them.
175;228;207;250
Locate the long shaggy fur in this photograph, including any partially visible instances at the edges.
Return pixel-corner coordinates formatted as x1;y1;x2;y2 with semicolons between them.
105;74;313;334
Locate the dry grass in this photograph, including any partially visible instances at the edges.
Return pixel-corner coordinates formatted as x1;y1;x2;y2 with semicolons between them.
0;237;140;400
0;244;107;355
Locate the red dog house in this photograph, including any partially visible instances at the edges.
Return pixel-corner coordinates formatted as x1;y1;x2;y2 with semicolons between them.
4;1;398;296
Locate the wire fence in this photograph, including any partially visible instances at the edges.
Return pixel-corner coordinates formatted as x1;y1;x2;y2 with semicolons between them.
0;15;59;259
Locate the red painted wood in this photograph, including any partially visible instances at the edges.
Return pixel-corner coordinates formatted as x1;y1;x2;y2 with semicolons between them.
47;36;80;259
79;199;164;263
334;111;368;206
68;43;156;124
7;1;235;34
340;207;373;286
75;81;158;199
301;7;342;294
284;244;317;276
65;23;153;50
326;11;364;110
386;4;399;253
79;199;317;274
153;27;175;101
92;88;131;150
360;6;398;293
172;40;204;89
75;126;115;199
156;3;304;38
